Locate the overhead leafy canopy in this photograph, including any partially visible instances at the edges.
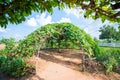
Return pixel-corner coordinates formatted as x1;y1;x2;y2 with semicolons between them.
1;0;120;28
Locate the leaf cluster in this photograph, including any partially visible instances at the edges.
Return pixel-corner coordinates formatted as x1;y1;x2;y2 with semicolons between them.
0;56;31;77
13;23;99;57
1;0;120;28
0;38;34;77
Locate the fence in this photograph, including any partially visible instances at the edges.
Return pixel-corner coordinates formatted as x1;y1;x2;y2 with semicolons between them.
99;42;120;47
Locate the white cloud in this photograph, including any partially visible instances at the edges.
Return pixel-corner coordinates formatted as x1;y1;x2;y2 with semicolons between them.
26;13;72;27
26;13;52;27
84;28;89;33
58;17;71;23
0;28;6;33
27;18;38;27
14;34;24;41
36;13;52;26
15;34;22;38
64;8;83;18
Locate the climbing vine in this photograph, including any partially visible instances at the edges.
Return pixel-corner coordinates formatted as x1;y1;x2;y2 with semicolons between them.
14;23;99;57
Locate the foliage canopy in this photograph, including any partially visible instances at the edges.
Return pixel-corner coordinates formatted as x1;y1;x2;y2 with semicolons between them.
1;0;120;28
14;23;99;57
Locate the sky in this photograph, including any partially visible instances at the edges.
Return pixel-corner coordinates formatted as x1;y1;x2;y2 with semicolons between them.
0;8;119;41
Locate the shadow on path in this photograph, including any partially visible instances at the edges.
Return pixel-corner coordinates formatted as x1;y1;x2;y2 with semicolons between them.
38;49;83;70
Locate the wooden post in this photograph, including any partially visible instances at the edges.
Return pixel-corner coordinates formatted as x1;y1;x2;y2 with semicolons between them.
82;49;85;71
35;50;39;75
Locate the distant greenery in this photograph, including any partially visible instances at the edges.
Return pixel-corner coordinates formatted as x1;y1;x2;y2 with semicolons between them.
95;47;120;73
116;26;120;41
99;25;120;42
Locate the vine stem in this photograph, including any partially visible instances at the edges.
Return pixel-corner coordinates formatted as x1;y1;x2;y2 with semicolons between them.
35;50;39;75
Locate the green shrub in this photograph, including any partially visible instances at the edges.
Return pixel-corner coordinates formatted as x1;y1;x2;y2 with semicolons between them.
95;47;120;73
0;56;30;77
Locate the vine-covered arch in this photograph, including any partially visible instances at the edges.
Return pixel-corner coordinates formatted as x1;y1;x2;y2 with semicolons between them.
14;23;99;57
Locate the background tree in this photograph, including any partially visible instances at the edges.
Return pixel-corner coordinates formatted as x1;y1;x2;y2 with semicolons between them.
115;26;120;41
99;25;117;42
0;0;120;28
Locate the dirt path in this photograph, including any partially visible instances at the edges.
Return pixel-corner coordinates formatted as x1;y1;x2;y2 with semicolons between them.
34;59;107;80
23;49;112;80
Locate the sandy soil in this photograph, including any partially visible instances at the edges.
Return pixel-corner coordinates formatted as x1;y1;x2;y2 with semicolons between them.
33;59;108;80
